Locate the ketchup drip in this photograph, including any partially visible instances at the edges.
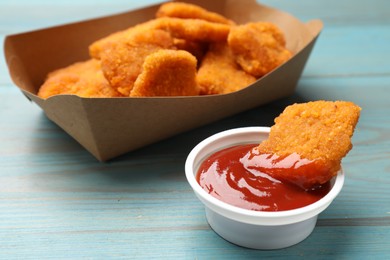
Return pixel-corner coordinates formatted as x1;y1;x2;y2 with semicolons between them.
196;144;331;212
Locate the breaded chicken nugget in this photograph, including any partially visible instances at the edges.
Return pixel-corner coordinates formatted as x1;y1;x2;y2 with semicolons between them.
100;29;175;96
155;17;231;42
130;50;199;97
156;2;235;25
37;59;122;99
228;22;292;77
197;42;256;95
257;101;361;189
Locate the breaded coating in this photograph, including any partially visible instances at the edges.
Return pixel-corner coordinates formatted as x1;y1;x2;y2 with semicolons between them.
100;29;175;96
156;2;235;25
130;50;199;97
257;101;361;188
228;22;292;77
89;19;160;59
37;59;122;99
90;29;125;60
197;42;256;95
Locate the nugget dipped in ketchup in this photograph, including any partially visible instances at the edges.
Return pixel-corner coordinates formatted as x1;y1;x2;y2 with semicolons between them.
197;101;360;212
256;100;361;190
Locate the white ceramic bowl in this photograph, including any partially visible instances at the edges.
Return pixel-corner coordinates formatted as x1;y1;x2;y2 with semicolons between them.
185;127;344;249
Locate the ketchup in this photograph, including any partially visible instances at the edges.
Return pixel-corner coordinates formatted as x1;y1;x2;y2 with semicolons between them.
196;144;331;212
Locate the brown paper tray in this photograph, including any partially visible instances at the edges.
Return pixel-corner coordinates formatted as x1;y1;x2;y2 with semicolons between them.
4;0;323;161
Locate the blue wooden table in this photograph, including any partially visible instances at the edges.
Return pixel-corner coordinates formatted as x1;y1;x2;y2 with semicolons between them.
1;0;389;258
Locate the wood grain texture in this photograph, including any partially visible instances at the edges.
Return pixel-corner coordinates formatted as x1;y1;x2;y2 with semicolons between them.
1;0;390;259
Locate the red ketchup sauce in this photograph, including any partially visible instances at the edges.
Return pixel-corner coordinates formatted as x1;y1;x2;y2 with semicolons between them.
196;144;331;212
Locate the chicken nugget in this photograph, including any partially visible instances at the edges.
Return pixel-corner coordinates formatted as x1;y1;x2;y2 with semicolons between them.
155;17;231;42
130;50;199;97
197;42;256;95
156;2;235;25
100;29;175;96
228;22;292;77
37;59;122;99
257;100;361;189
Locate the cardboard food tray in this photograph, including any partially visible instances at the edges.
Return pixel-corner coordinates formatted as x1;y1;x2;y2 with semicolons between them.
4;0;323;161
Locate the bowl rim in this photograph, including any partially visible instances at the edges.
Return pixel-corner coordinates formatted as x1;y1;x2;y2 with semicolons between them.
185;127;345;225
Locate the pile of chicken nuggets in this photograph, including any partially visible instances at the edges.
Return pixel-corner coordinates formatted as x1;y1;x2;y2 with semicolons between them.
37;2;292;99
